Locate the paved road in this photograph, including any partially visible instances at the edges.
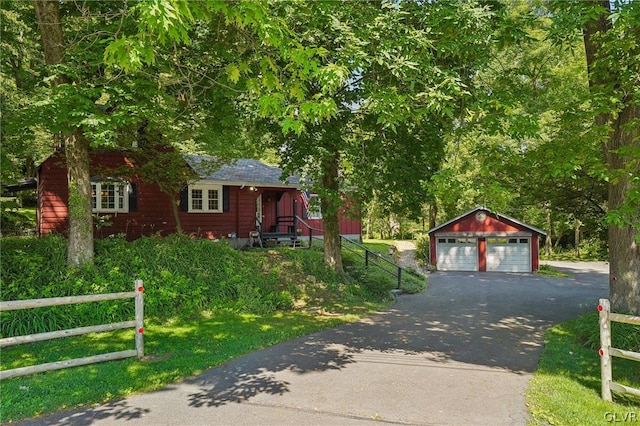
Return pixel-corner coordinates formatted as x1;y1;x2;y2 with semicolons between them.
19;263;609;425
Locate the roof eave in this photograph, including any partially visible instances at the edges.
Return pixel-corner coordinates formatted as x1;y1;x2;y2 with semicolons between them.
197;179;301;189
427;206;547;236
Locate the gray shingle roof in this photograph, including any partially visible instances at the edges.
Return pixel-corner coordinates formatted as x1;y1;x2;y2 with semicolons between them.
184;155;300;187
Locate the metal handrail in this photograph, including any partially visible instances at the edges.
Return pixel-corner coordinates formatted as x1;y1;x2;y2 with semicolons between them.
294;215;323;233
293;217;421;289
339;236;421;289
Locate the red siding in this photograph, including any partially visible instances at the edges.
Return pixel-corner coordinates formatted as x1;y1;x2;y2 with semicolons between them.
438;213;527;234
37;151;362;241
281;192;361;237
428;209;543;272
531;235;540;271
478;238;487;272
38;153;70;236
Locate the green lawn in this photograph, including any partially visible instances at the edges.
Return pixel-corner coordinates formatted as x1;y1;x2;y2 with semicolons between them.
0;308;387;422
0;235;397;422
527;313;640;425
536;263;570;278
362;239;395;257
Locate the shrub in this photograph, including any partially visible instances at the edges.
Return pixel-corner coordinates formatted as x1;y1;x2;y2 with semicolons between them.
414;233;429;267
573;311;640;352
0;236;312;334
1;235;396;336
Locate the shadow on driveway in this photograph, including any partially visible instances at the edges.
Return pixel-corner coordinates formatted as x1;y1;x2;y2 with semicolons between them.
19;265;609;425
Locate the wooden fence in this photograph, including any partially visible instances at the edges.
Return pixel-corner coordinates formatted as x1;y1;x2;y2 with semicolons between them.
598;298;640;401
0;280;144;380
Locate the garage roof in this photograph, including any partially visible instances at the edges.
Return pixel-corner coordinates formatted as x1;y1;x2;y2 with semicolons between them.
427;206;546;236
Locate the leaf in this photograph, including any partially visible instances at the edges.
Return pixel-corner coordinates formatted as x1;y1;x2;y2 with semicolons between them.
226;64;241;84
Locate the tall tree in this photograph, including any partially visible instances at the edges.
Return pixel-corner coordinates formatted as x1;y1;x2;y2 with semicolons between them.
25;1;261;265
583;0;640;314
103;1;512;273
548;0;640;313
32;0;93;266
258;1;505;272
1;1;50;183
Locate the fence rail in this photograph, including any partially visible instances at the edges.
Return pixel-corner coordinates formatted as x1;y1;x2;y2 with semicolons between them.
598;298;640;401
0;280;144;380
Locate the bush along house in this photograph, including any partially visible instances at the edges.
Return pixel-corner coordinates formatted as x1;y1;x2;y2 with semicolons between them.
36;149;361;247
427;206;546;272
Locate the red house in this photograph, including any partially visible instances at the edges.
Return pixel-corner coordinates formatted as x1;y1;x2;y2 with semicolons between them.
427;207;546;273
36;150;361;245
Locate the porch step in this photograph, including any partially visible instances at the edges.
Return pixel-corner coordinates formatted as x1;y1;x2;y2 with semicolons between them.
260;235;305;248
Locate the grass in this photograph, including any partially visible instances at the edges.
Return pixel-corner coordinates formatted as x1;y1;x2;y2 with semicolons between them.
1;310;382;422
536;264;571;278
348;239;426;294
527;312;640;425
361;239;395;258
0;236;400;422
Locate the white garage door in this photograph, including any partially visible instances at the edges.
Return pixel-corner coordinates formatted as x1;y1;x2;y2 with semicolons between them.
487;238;530;272
436;238;478;271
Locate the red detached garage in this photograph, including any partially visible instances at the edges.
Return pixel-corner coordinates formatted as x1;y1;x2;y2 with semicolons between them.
427;207;546;273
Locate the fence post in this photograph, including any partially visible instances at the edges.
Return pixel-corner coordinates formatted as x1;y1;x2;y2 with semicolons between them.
365;250;369;267
397;268;402;289
599;298;612;401
135;280;144;359
309;229;313;248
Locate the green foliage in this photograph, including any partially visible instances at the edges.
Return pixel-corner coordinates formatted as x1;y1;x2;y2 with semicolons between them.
568;311;640;354
536;264;570;278
527;312;640;425
414;233;430;267
344;264;396;301
341;245;426;296
1;310;373;423
0;235;399;337
0;201;35;236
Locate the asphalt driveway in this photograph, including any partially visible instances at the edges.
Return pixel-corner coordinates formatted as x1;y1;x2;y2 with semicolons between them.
19;262;609;425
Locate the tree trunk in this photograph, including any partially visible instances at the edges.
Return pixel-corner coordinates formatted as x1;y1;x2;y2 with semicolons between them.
428;203;437;230
554;226;563;248
545;203;553;256
605;104;640;314
584;0;640;314
574;220;581;258
65;131;94;265
389;214;400;239
320;150;344;274
169;193;183;234
33;0;95;266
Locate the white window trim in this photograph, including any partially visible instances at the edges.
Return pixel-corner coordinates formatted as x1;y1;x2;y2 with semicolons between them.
308;194;322;220
188;181;223;213
92;180;129;213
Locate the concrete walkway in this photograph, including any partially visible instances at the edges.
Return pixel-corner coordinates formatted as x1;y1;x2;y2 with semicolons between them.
19;263;609;425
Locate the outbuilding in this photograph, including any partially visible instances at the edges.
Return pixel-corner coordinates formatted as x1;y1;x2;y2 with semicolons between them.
427;207;546;273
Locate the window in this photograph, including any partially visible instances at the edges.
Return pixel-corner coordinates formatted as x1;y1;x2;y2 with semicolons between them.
457;238;476;244
307;194;322;219
488;238;507;244
438;238;446;243
92;180;129;213
519;239;529;244
188;183;223;213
